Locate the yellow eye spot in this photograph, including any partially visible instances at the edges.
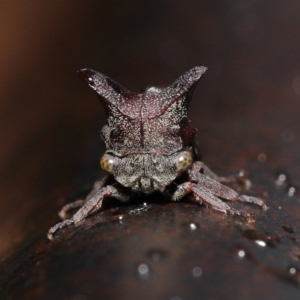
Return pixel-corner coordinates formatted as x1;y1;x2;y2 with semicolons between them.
100;154;114;173
176;151;193;173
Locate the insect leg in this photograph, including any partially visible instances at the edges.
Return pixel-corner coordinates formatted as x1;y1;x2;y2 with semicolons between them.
58;200;86;219
48;185;128;239
192;161;239;184
189;170;267;210
172;182;255;222
57;175;112;219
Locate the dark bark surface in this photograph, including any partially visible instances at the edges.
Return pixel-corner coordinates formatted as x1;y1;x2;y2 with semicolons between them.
1;1;300;299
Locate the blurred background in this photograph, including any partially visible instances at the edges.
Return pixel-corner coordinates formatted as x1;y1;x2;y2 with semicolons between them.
1;0;300;293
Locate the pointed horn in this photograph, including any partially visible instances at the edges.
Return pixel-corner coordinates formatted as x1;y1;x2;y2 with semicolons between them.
77;69;133;105
165;66;207;99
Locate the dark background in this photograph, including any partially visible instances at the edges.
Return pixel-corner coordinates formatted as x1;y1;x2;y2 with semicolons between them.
1;1;300;299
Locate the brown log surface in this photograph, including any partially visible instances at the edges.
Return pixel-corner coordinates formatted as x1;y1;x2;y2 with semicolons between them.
1;1;300;299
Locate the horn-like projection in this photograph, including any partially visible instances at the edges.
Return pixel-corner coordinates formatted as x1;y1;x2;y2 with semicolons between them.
165;66;207;99
144;66;207;118
77;69;136;108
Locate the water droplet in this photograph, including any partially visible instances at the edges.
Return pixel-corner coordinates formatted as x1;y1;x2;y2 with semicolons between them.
258;153;267;163
275;172;289;186
146;249;169;262
243;229;279;247
287;186;298;197
235;169;251;188
288;266;298;275
282;225;294;234
264;266;300;285
189;223;198;230
255;240;267;247
285;265;300;283
232;247;253;260
192;266;203;277
137;263;155;281
238;170;247;178
112;213;126;221
278;174;287;183
138;264;149;275
238;250;246;258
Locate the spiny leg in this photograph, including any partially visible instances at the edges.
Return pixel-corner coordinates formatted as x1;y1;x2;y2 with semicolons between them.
58;200;85;219
236;195;267;209
172;182;254;221
48;184;129;239
58;175;111;219
192;161;249;186
189;169;267;210
192;161;221;181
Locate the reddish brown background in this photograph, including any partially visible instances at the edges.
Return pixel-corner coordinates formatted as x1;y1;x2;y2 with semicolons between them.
1;1;300;299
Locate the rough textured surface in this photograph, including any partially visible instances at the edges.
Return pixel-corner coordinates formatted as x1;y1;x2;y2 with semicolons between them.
48;66;265;237
1;1;300;299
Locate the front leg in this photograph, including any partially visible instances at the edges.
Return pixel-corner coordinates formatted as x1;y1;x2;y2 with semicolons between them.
189;169;267;210
48;185;129;239
192;161;247;185
172;182;255;221
58;175;111;219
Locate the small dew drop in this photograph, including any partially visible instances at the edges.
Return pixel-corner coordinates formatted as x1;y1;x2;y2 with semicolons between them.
137;263;155;281
232;247;251;259
111;213;125;221
275;172;289;186
287;186;297;197
258;153;267;163
278;174;287;182
238;170;246;178
138;264;149;275
192;266;203;277
255;240;267;247
278;206;282;210
238;250;246;258
190;223;198;230
243;229;278;247
286;265;300;280
235;169;251;188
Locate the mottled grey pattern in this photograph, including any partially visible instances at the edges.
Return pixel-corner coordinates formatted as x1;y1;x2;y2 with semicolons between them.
48;67;266;239
79;67;205;192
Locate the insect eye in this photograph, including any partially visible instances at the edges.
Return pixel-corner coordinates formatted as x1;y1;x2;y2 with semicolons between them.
175;151;193;173
100;154;115;173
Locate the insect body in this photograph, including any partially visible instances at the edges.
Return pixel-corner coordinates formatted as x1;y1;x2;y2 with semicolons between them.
48;67;266;239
